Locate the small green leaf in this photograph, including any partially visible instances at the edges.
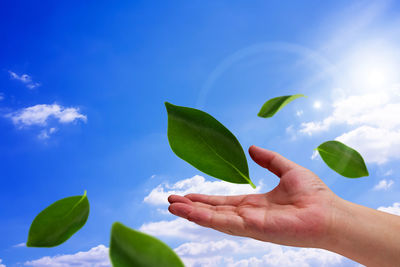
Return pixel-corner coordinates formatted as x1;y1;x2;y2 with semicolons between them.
27;191;89;247
165;102;255;188
110;222;184;267
317;141;369;178
258;94;305;118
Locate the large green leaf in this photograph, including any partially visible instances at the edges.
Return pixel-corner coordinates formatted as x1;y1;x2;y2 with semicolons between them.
317;141;369;178
27;191;89;247
258;94;305;118
165;102;255;188
109;222;184;267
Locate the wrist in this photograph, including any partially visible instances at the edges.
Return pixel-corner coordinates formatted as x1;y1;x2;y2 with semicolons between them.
319;195;352;251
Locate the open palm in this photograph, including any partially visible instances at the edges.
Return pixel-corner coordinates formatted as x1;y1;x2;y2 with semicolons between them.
168;145;337;248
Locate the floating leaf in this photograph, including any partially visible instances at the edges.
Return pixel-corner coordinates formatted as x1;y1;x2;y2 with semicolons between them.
316;140;369;178
27;191;89;247
165;102;255;188
110;222;184;267
258;94;305;118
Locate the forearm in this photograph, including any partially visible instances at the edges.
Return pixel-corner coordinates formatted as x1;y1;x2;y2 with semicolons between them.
323;197;400;267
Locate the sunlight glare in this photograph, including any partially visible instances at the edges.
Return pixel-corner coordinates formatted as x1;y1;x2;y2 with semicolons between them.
343;42;400;93
313;101;322;109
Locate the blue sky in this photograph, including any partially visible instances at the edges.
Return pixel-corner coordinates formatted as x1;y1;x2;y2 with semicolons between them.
1;1;400;266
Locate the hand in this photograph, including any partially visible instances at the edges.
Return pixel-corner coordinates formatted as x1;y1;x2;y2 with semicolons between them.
168;145;338;248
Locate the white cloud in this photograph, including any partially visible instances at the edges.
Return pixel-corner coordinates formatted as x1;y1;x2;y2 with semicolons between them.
175;239;343;267
336;126;400;164
373;179;394;191
311;150;319;160
300;93;395;136
0;93;4;101
9;71;31;82
296;110;304;117
384;169;393;176
38;127;57;140
13;242;26;248
156;208;171;215
300;92;400;165
378;202;400;216
175;239;243;256
24;245;110;267
227;248;343;267
38;130;49;139
144;175;262;206
180;255;225;267
0;259;5;267
7;104;87;127
9;71;40;89
300;120;332;135
140;218;227;241
26;83;40;89
175;239;278;258
285;125;298;141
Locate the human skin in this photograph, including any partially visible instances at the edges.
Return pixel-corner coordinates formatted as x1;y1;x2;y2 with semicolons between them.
168;145;400;267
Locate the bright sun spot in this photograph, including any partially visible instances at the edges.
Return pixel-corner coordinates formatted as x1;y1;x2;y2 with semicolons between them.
313;101;322;109
352;59;395;89
343;42;400;93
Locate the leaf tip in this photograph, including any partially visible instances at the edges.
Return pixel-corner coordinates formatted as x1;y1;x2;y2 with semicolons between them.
257;111;270;118
26;239;33;247
111;221;123;232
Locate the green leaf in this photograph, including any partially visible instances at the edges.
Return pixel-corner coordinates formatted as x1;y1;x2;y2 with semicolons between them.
316;141;369;178
258;94;305;118
165;102;255;188
27;191;90;247
109;222;184;267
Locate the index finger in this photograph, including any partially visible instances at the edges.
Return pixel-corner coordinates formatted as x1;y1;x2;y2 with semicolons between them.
185;193;246;206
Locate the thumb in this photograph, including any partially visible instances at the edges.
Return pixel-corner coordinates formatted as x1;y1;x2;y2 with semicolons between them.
249;145;302;178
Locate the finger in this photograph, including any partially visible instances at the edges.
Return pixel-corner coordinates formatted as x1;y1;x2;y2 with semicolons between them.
169;194;237;213
168;194;192;205
168;202;245;235
249;145;302;177
192;202;237;213
168;202;193;218
185;193;246;206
